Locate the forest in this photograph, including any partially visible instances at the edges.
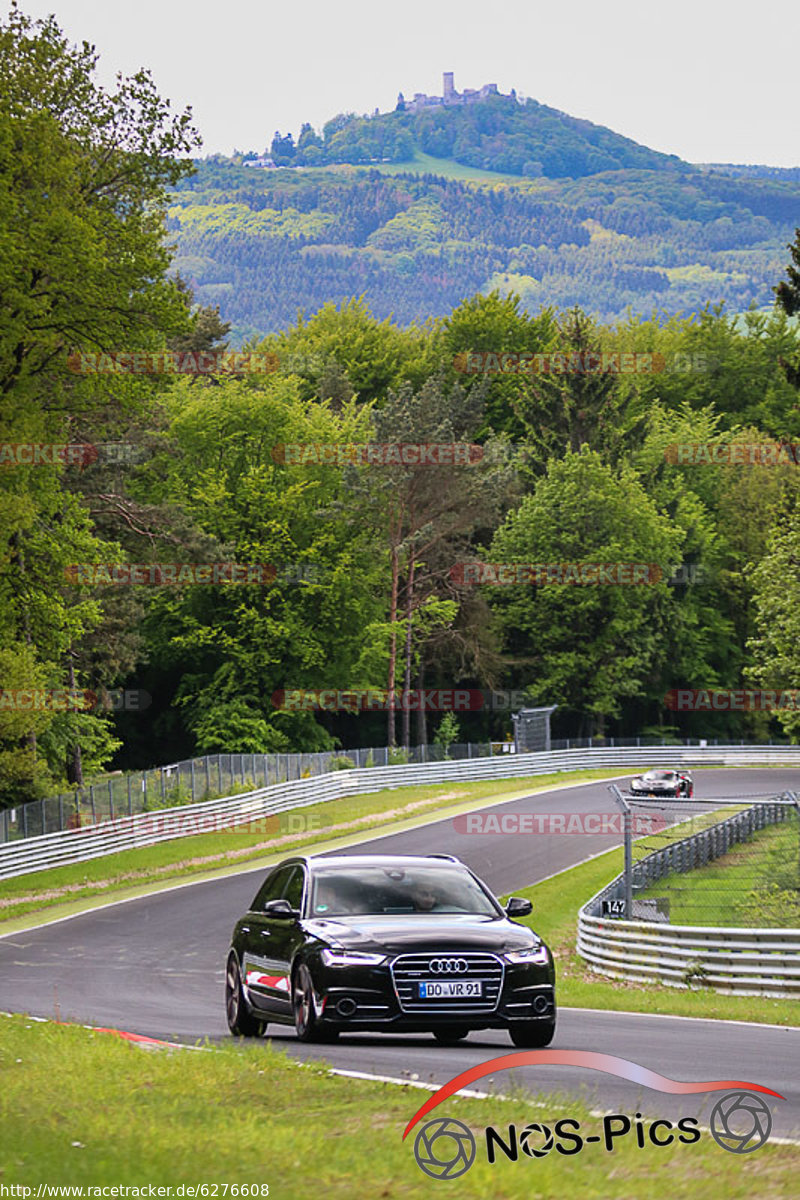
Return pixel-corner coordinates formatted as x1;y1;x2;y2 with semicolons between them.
2;7;800;806
170;157;800;336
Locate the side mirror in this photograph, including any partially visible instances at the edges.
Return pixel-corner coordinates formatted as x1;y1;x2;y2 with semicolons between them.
505;896;532;918
264;898;296;919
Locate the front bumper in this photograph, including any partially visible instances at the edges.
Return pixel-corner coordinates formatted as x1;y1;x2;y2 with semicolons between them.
310;952;556;1030
630;785;680;797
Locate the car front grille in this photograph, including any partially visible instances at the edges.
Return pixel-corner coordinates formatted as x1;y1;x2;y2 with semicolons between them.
391;952;504;1013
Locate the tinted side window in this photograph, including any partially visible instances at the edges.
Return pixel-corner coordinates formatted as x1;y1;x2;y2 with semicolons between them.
251;866;293;911
283;866;306;913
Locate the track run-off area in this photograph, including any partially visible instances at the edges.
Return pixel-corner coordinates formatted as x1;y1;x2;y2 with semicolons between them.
1;767;798;1137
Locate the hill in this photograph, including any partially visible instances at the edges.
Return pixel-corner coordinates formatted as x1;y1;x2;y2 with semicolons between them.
266;89;694;179
170;93;800;339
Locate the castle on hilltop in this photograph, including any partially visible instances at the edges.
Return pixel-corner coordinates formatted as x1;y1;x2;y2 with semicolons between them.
396;72;514;115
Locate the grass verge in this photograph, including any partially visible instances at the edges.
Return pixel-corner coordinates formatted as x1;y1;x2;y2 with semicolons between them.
506;823;800;1026
0;770;625;926
637;818;800;926
0;1014;796;1195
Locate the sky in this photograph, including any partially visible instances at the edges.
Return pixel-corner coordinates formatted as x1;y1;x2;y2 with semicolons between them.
20;0;800;166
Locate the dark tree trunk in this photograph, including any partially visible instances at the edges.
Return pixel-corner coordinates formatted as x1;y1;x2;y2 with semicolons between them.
386;517;400;748
416;660;427;748
401;558;416;751
65;655;83;787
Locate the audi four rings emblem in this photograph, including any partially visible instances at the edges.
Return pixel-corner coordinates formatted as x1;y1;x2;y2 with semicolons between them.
429;958;469;973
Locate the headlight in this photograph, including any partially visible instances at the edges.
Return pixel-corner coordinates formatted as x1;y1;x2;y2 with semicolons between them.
320;949;387;968
504;945;549;965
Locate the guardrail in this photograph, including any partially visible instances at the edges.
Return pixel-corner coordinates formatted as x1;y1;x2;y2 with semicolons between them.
577;798;800;998
9;737;796;842
1;744;799;881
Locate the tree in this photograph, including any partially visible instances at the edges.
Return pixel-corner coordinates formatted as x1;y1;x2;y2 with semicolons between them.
510;307;644;474
338;375;518;747
606;306;800;441
0;4;198;801
631;401;800;737
433;712;460;757
136;373;386;755
747;504;800;740
487;450;682;736
259;297;432;405
168;277;231;356
435;290;557;440
775;227;800;387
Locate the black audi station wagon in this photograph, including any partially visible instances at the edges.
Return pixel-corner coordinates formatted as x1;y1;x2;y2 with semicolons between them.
225;853;556;1046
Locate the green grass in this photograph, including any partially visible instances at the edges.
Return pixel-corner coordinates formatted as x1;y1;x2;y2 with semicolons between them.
0;770;626;926
505;814;800;1026
357;149;522;183
637;818;800;927
1;1015;796;1194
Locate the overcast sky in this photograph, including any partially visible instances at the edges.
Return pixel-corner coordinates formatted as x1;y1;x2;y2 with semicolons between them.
20;0;800;166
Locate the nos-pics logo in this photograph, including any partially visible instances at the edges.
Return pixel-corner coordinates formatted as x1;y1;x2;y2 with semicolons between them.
405;1051;782;1178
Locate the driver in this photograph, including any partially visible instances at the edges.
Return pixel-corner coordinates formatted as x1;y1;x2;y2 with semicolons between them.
409;880;440;912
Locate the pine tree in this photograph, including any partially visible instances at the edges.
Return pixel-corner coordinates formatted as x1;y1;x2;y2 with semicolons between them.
775;228;800;386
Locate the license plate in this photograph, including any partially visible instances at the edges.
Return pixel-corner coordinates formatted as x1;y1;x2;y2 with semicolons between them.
418;980;483;999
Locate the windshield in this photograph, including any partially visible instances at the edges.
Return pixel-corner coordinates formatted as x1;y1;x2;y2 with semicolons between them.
647;772;673;780
309;866;500;917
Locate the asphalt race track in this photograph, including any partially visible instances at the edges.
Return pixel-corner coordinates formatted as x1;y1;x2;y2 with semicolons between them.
1;768;798;1136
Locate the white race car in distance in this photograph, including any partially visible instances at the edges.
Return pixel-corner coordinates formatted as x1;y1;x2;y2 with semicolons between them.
629;769;693;798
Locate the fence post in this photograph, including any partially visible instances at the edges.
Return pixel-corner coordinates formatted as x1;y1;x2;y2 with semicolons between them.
609;785;632;918
108;779;114;821
142;770;147;809
89;785;96;823
190;759;196;802
59;794;64;832
128;773;133;816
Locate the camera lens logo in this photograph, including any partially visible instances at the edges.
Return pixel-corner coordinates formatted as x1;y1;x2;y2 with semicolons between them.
520;1122;555;1157
710;1091;772;1153
413;1117;476;1179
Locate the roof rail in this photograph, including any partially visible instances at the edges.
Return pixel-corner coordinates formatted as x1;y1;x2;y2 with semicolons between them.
426;853;462;863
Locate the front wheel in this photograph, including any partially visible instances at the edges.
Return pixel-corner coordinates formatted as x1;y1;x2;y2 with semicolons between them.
225;952;266;1038
293;963;338;1043
509;1019;555;1048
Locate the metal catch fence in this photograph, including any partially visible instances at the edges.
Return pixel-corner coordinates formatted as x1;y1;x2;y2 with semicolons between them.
578;791;800;996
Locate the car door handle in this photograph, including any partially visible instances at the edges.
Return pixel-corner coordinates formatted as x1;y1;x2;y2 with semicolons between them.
260;930;271;938
241;926;250;934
